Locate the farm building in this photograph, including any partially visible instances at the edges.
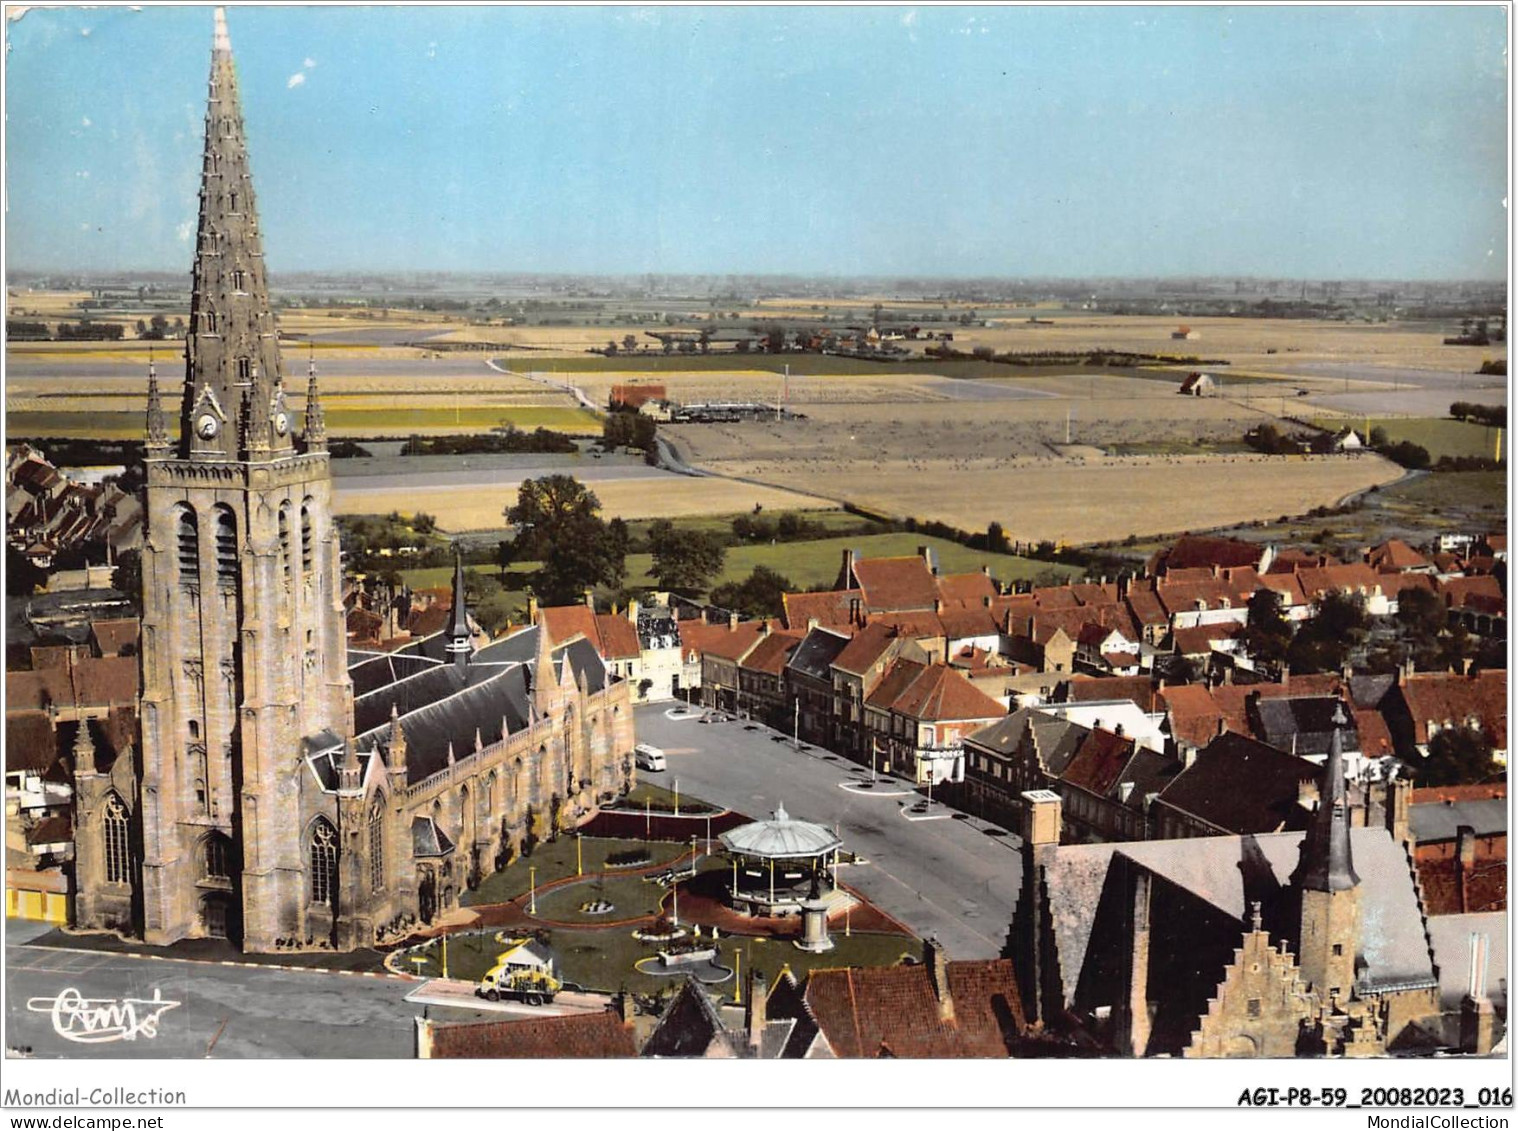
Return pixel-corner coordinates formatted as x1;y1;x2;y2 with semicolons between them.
1172;325;1200;340
1177;372;1216;396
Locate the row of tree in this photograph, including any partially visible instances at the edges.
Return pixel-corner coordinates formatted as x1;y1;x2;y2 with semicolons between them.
1449;401;1505;428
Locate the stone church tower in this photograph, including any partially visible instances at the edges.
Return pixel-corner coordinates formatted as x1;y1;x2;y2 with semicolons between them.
133;7;353;950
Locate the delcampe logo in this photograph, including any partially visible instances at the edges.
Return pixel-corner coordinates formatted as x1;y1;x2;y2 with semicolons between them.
26;987;182;1044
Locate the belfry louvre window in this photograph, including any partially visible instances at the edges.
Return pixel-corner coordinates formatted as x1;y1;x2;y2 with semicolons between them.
215;508;238;583
301;505;314;572
278;507;292;582
310;819;338;905
104;793;132;884
176;508;199;584
237;357;251;384
369;803;385;894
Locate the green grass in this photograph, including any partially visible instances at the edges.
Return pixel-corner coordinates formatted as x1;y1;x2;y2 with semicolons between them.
621;780;718;814
499;354;1216;382
1379;470;1506;511
1312;417;1505;461
462;835;689;907
400;922;921;996
400;529;1080;597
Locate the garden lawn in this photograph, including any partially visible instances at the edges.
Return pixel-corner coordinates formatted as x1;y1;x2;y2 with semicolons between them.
462;835;687;907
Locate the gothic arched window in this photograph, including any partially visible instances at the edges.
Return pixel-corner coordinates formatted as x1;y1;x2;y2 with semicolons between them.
204;832;231;880
214;506;237;584
103;793;132;884
368;801;385;894
309;818;338;905
176;507;199;587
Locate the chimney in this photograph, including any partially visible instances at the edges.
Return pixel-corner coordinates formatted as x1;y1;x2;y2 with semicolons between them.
1384;777;1412;848
618;987;636;1026
584;588;596;610
1456;825;1477;913
1021;789;1062;849
1118;863;1154;1057
628;599;640;624
729;612;739;631
980;564;990;576
1461;934;1497;1055
746;967;768;1051
528;594;540;624
1114;722;1125;738
808;617;820;631
924;937;954;1023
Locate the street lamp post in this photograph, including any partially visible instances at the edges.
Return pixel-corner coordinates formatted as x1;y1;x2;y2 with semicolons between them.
576;832;583;877
528;865;537;915
690;834;698;877
674;779;680;818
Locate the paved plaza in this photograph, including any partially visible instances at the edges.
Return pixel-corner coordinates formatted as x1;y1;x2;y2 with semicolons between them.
633;703;1024;959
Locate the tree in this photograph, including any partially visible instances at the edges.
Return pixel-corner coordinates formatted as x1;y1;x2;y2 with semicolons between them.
709;565;794;620
1288;591;1369;673
504;476;626;605
1419;725;1497;786
1395;586;1444;644
622;334;638;353
986;521;1011;554
646;520;726;593
1243;587;1292;667
411;512;438;535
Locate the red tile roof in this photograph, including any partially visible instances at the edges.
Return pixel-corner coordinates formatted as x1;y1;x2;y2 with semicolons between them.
538;604;598;647
1172;621;1243;656
1399;670;1508;748
1154;534;1263;572
832;621;908;675
594;614;642;660
936;605;1000;641
803;958;1025;1058
1061;727;1139;796
936;571;998;606
866;658;928;710
683;619;769;663
1438;575;1505;610
1159;683;1227;748
1295;562;1383;599
889;664;1005;723
852;556;939;611
88;618;139;657
6;655;139;714
782;589;860;630
424;1010;638;1058
1062;675;1163;713
739;630;803;677
1368;539;1432;572
867;609;947;641
5;711;55;774
1410;783;1507;806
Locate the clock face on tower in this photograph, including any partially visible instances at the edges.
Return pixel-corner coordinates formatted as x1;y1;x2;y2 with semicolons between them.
274;411;289;436
196;413;220;440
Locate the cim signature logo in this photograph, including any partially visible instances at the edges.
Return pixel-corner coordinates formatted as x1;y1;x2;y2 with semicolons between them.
26;987;181;1044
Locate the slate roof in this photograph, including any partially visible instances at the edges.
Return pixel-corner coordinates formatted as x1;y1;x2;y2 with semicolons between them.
1043;828;1435;1022
411;816;456;858
785;627;852;683
964;709;1037;757
1410;798;1509;843
720;804;843;858
643;978;742;1058
1028;715;1087;778
802;958;1025;1058
348;641;446;697
426;1010;637;1059
1155;731;1318;834
1249;695;1361;758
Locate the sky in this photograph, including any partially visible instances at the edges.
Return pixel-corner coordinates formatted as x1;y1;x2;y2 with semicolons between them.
3;3;1509;280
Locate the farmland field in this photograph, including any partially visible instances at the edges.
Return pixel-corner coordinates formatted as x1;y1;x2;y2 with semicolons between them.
1310;416;1505;462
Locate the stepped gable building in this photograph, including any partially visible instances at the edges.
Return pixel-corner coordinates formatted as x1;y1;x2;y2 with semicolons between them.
73;10;631;953
1012;712;1443;1057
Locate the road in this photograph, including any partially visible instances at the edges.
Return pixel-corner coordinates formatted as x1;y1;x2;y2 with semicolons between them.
4;920;425;1058
634;703;1023;960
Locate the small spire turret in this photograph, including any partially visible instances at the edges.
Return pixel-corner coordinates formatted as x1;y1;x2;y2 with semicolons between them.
145;351;169;455
304;350;327;452
445;549;472;672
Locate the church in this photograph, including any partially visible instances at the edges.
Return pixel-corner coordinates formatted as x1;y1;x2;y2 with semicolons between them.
70;10;634;954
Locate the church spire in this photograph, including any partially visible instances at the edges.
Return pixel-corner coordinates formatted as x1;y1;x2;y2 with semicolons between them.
304;349;327;452
182;6;287;461
145;350;169;455
1298;703;1360;892
445;549;472;672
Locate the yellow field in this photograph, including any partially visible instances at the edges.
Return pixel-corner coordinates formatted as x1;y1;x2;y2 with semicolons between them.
334;476;827;531
700;452;1403;546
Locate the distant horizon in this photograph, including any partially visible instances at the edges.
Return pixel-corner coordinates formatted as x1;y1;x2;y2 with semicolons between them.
5;5;1508;281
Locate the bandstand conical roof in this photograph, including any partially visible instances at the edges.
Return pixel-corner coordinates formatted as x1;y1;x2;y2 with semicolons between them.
719;804;843;859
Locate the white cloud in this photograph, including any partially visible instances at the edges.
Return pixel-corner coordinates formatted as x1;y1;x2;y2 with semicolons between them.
287;72;306;89
901;9;917;27
81;116;91;128
176;220;195;243
303;57;316;69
